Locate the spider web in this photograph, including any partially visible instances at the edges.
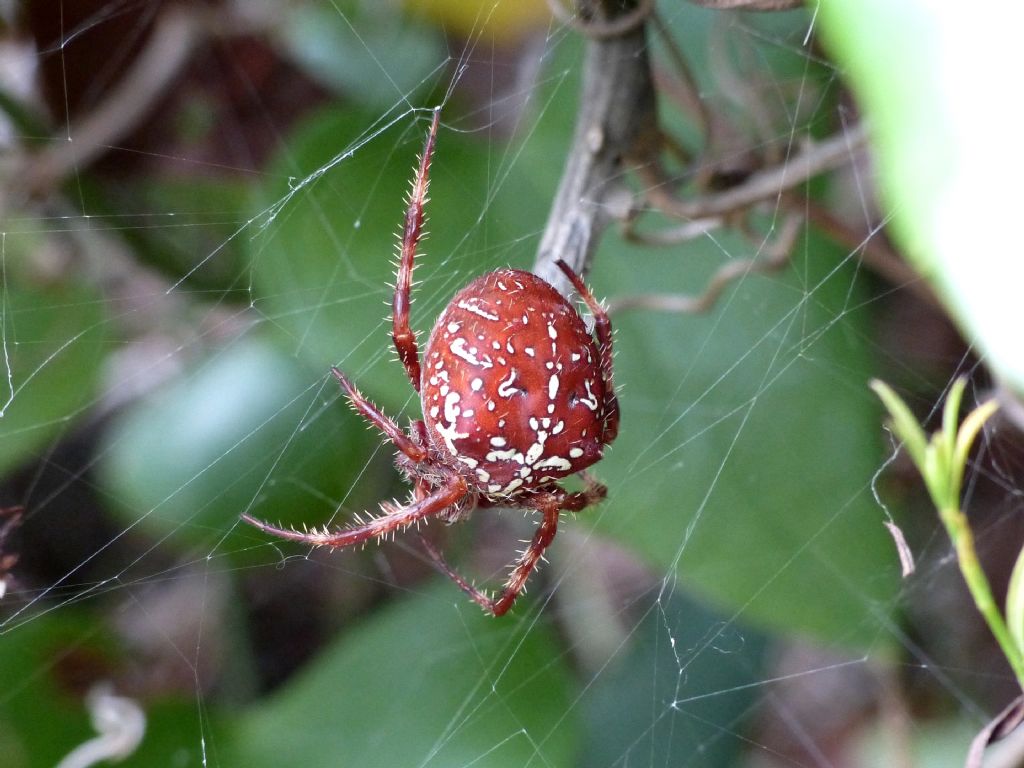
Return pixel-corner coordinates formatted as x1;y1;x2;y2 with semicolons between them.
0;2;1019;768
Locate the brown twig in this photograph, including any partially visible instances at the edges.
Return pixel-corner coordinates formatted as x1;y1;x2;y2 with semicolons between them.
534;0;657;294
546;0;655;39
637;121;868;221
622;214;723;246
608;211;803;314
21;6;268;198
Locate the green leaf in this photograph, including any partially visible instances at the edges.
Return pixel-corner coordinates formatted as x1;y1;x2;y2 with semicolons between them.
816;2;1024;392
923;442;949;513
98;335;382;550
870;379;928;470
1008;544;1024;657
0;235;106;474
580;590;768;767
952;398;998;502
280;4;443;108
588;224;894;647
226;583;579;768
115;177;253;293
941;378;967;458
248;107;542;415
0;611;218;768
0;613;98;768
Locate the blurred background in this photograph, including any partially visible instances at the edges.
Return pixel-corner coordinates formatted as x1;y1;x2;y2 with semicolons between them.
1;1;1021;766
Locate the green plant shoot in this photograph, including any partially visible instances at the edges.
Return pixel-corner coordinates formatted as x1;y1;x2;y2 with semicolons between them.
871;378;1024;690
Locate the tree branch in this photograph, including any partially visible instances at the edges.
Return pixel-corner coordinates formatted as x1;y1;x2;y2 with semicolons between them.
607;211;803;315
637;121;868;220
533;0;657;294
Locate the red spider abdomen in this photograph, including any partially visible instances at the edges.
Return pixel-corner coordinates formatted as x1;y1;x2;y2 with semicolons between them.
421;269;608;497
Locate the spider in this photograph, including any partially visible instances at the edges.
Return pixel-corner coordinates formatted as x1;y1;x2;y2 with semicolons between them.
243;108;619;616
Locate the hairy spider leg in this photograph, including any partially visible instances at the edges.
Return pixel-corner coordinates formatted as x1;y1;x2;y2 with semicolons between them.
412;418;430;446
420;491;587;617
392;107;441;393
558;474;608;511
419;495;559;617
241;474;467;549
555;259;620;443
331;367;426;462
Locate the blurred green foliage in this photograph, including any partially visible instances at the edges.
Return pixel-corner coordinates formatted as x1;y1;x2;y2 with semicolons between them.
817;1;1024;392
227;582;578;768
280;3;444;108
98;335;384;550
0;237;106;475
580;589;769;766
591;225;891;645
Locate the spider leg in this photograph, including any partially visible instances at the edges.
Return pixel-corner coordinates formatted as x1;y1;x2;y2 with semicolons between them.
411;418;430;446
331;367;426;463
392;108;441;393
419;493;564;617
242;473;466;549
559;474;607;512
554;259;619;444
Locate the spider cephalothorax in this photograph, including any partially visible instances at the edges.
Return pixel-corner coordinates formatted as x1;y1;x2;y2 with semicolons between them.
243;108;619;616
